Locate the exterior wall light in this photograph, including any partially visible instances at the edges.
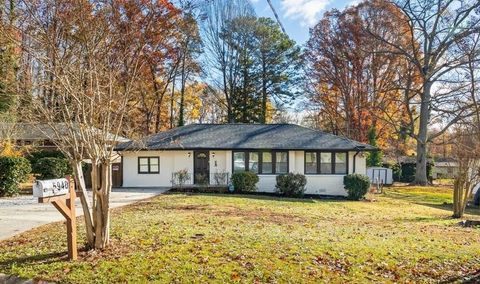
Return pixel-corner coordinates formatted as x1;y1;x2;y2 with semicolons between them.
188;152;191;158
212;152;215;158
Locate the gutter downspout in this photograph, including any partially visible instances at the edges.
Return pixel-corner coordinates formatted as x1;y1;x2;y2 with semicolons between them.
353;146;366;174
353;151;360;174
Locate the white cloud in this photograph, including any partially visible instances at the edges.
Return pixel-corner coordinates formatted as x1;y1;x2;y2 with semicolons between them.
347;0;362;7
281;0;331;26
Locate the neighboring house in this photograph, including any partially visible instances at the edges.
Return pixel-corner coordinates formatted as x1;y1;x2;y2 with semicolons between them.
432;157;458;179
0;123;130;151
115;124;375;196
0;122;130;187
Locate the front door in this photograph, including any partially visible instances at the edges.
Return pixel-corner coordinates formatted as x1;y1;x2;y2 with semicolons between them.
194;150;209;185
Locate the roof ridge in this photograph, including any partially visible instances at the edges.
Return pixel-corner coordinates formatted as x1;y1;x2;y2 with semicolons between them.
190;123;294;126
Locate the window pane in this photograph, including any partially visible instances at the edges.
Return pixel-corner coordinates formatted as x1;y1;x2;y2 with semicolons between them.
149;158;159;166
335;153;347;174
305;152;317;174
276;152;288;174
150;164;159;172
249;152;259;173
139;158;149;166
233;152;246;172
320;153;332;174
139;165;149;173
262;152;272;174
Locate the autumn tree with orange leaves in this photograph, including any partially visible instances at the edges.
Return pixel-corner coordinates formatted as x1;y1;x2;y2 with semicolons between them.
305;0;417;150
15;0;180;249
365;0;480;185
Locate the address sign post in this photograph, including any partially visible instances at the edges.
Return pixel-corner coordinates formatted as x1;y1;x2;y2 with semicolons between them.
33;176;77;260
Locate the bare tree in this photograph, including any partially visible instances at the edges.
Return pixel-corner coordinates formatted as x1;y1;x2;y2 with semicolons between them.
365;0;480;185
16;0;164;249
201;0;255;122
452;127;480;218
452;32;480;218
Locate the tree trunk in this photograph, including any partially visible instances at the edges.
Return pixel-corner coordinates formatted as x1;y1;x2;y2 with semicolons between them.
261;60;267;124
170;77;175;129
415;82;431;185
415;141;428;185
72;160;95;248
178;52;186;127
453;176;467;218
91;161;111;249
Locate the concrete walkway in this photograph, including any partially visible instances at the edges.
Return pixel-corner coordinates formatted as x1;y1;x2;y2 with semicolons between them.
0;187;169;240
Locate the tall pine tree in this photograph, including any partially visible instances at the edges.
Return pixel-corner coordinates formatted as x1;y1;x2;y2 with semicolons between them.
366;127;383;167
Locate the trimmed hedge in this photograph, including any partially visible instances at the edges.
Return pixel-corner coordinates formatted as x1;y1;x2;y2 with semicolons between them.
276;173;307;197
344;174;370;200
33;157;72;180
231;171;259;193
0;156;31;196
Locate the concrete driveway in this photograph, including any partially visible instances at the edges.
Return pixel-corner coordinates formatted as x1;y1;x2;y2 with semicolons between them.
0;187;169;240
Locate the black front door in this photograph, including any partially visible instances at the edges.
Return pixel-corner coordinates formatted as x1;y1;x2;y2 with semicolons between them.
194;151;209;185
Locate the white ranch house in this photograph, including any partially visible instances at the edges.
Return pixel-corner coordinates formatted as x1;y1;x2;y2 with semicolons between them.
115;124;375;196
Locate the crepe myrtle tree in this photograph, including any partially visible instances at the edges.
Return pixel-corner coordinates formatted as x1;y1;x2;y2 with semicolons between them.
452;126;480;218
452;32;480;218
16;0;176;249
365;0;480;185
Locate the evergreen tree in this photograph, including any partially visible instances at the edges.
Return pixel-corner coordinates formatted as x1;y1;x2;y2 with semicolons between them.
254;17;301;123
220;16;301;123
366;127;383;167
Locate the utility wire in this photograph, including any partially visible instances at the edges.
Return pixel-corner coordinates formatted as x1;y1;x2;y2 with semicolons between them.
266;0;287;34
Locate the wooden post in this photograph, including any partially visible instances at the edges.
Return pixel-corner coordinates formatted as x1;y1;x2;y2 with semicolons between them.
66;176;77;260
38;176;77;261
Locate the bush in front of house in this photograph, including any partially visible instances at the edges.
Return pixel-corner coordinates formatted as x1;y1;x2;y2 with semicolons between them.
343;174;370;200
32;157;72;180
27;150;65;166
0;156;32;196
275;173;307;197
231;171;259;193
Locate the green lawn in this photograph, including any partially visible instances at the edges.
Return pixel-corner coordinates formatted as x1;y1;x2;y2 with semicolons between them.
1;186;479;283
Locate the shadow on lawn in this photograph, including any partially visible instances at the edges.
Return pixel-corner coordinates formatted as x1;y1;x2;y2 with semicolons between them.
0;251;66;268
168;192;350;204
418;203;480;217
385;190;480;216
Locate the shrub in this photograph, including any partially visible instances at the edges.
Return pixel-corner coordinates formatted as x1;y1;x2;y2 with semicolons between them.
231;171;259;193
391;162;433;182
343;174;370;200
172;169;191;187
0;156;32;196
33;157;72;180
27;150;65;166
276;173;307;197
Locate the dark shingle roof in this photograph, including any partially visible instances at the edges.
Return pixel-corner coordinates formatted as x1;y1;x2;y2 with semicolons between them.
116;124;375;151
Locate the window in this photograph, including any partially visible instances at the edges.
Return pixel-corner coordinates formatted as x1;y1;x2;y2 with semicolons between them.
320;153;332;174
249;152;259;173
138;157;159;174
305;152;348;175
305;152;317;174
232;151;288;174
233;152;246;172
262;152;272;174
335;152;347;174
276;152;288;174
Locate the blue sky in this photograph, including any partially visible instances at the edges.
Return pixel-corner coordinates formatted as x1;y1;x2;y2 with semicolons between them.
250;0;360;44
